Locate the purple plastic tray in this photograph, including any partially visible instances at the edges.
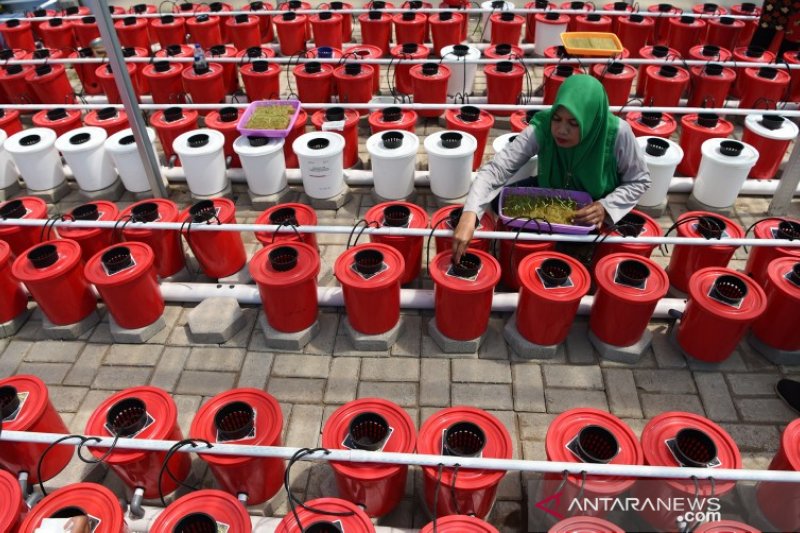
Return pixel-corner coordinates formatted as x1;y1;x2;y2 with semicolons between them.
237;99;302;138
498;187;595;235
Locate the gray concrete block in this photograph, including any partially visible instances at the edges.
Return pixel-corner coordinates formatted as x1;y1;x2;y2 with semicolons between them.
686;193;734;216
248;186;293;210
0;309;31;338
42;310;100;340
109;315;166;344
308;186;352;210
27;181;71;203
189;182;233;201
588;328;653;365
188;297;247;344
0;181;21;201
503;313;560;360
259;312;320;351
217;264;252;285
747;332;800;365
343;316;403;351
428;317;486;354
78;178;125;202
635;201;668;219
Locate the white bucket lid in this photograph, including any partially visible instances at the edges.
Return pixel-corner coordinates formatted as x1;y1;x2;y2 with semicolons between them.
744;114;799;141
0;129;7;147
233;135;285;156
636;136;684;167
173;128;226;157
293;131;346;157
424;130;478;158
105;127;156;154
440;44;481;61
4;127;57;155
366;130;419;160
55;126;107;154
700;137;759;166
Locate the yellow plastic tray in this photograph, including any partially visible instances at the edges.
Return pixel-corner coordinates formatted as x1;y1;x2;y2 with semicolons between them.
561;32;624;57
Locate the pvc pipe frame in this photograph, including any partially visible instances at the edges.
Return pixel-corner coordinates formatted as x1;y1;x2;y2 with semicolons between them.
2;430;799;483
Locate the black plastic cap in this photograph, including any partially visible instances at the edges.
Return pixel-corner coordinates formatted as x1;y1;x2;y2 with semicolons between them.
368;10;382;19
640;112;661;127
719;140;744;157
154;60;171;73
761;115;785;130
97;107;117;120
123;16;137;26
441;131;463;148
304;61;321;73
496;61;513;73
161;14;175;24
219;107;238;122
607;62;624;75
659;65;678;78
188;133;210;148
402;12;415;20
344;63;361;75
252;60;269;72
459;105;480;122
652;45;669;57
758;66;778;79
704;63;723;76
421;62;438;75
325;107;345;121
235;13;249;23
402;42;418;54
645;137;669;157
46;108;68;121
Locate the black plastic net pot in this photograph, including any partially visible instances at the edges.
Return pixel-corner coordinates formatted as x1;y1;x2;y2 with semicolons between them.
381;132;403;149
761;115;785;131
776;220;800;241
269;207;298;226
0;386;19;420
383;204;411;227
697;215;726;239
640;112;661;128
441;132;463;149
0;199;26;219
539;258;572;287
131;202;159;223
697;113;719;128
382;107;402;122
19;134;41;146
443;421;486;457
709;274;747;306
268;246;299;272
305;523;343;533
106;397;148;437
101;247;134;275
573;425;620;464
459;106;481;123
452;252;481;279
645;137;669;157
347;412;390;451
307;137;330;151
28;244;59;269
174;513;218;533
673;428;718;468
189;200;217;223
615;259;650;287
617;213;646;237
214;401;255;441
354;249;384;276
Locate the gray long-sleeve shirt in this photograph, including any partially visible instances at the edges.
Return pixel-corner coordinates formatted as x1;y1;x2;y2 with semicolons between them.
463;120;651;224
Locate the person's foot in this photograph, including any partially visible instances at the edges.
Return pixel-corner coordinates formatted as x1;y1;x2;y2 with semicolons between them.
776;378;800;415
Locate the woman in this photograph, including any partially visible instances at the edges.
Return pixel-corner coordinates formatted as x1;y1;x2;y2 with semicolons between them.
451;74;651;263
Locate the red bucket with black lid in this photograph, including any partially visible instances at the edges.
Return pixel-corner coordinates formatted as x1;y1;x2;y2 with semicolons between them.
421;515;499;532
484;61;525;117
544;408;643;519
275;497;375;532
96;63;138;105
149;107;199;164
84;242;163;330
57;201;119;263
32;108;83;139
179;199;246;279
227;14;261;50
310;12;344;50
510;109;535;133
389;42;430;95
39;18;76;51
250;241;320;333
190;389;284;504
432;205;495;256
1;63;38;107
706;16;746;52
368;106;418;135
633;412;740;532
12;239;97;326
635;44;679;96
591;62;636;108
150;15;186;50
444;107;495;171
0;196;47;257
738;66;790;110
151;490;252;533
321;398;416;517
0;468;25;532
84;386;190;499
677;113;734;176
616;13;654;58
592;210;662;266
626;111;678;139
243;1;275;42
114;16;150;51
543;65;586;106
334;243;405;335
25;64;74;105
490;12;524;45
549;516;624;533
84;107;129;136
187;15;223;50
293;61;334;104
20;483;127;533
484;43;524;60
516;252;590;345
255;203;319;251
641;64;690;108
240;60;282;103
590;253;669;347
687;63;736;109
756;418;800;532
751;257;800;352
74;16;101;49
204;107;245;167
0;375;73;484
359;11;393;56
419;407;512;519
731;45;776;97
343;45;383;93
118;198;186;278
392;12;426;46
665;15;706;57
0;18;35;51
181;62;226;111
745;217;800;289
69;48;102;95
334;63;375;116
275;12;308;56
142;61;185;106
666;211;743;294
364;202;428;285
0;240;27;324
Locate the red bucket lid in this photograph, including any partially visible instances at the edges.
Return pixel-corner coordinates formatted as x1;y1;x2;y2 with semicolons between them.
33;108;82;127
182;62;223;80
180;197;238;226
733;46;776;63
418;407;512;490
753;217;800;257
236;45;277;59
25;64;66;82
255;203;318;246
687;267;767;322
150;490;251;533
275;497;375;532
779;418;800;471
364;201;429;230
445;108;495;130
155;44;194;59
676;211;744;243
641;411;741;495
694;520;761;533
645;64;690;83
250;241;320;288
767;257;800;300
20;483;125;533
594;253;669;304
84;242;156;288
85;108;128;128
187;14;221;26
344;44;383;59
0;196;47;236
119;198;181;239
680;113;734;135
0;240;10;269
484;44;525;59
321;398;416;480
548;516;625;533
190;388;283;466
603;209;662;246
58;201;119;240
485;62;525;76
12;239;83;283
0;468;23;533
420;515;500;532
0;374;51;430
390;43;430;59
334;243;405;290
240;61;280;76
690;65;737;81
429;249;501;294
591;62;636;79
84;386;179;464
518;251;591;302
150;108;199;128
311;108;360;129
545;408;643;494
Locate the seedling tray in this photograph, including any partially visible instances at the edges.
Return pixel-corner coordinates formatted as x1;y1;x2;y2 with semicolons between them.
237;99;302;138
561;32;624;57
498;187;594;235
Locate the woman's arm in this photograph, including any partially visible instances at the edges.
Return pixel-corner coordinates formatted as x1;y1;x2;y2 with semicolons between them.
598;120;651;224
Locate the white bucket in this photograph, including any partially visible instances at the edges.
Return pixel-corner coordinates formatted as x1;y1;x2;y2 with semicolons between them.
692;138;759;209
367;129;420;200
0;130;18;190
424;130;478;200
440;44;481;97
172;128;228;197
232;135;287;196
636;136;684;208
293;131;346;200
535;17;568;56
480;0;513;41
105;127;165;194
492;133;538;186
3;128;66;193
55;126;117;193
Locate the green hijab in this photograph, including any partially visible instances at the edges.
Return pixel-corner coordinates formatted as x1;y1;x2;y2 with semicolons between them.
530;74;620;200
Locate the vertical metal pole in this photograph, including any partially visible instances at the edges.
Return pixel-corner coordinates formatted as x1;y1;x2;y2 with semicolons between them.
768;135;800;216
82;0;168;198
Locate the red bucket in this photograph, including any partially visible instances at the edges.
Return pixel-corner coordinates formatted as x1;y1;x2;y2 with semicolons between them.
390;43;430;95
84;386;190;499
0;375;73;484
251;241;320;333
311;12;344;50
365;202;429;284
284;109;308;169
410;63;451;118
497;221;555;290
190;389;285;504
591;62;636;108
419;407;512;518
25;64;74;105
592;210;662;266
74;16;101;48
516;252;590;345
182;63;226;110
275;498;375;532
393;12;426;44
677;113;734;176
738;67;790;110
0;241;27;324
255;202;319;251
84;107;129;136
490;12;524;45
114;17;150;51
344;45;383;92
359;12;393;56
118;198;186;278
243;1;275;42
0;469;25;533
666;15;706;57
0;64;37;106
0;109;23;136
180;198;247;279
334;243;405;335
430;13;464;55
57;201;119;263
150;15;186;49
32;108;83;140
0;19;35;51
240;61;281;102
750;257;800;352
548;516;624;533
151;490;252;533
743;114;798;179
69;49;103;95
293;62;334;103
120;47;153;96
156;43;194;60
731;3;760;46
321;398;417;517
330;1;355;41
12;240;96;325
96;63;138;105
574;13;612;33
484;61;524;116
20;484;127;533
84;242;164;330
642;64;689;107
616;14;653;58
677;267;766;362
745;217;800;289
706;16;745;52
444;107;495;170
187;15;223;50
635;45;679;96
687;63;736;109
510;109;534;133
432;204;495;255
421;515;499;532
26;9;58;41
688;43;732;63
207;44;240;94
731;46;776;97
0;197;47;256
39;18;76;51
334;64;375;116
784;51;800;102
543;65;585;105
311;107;360;167
590;253;669;347
227;14;261;50
205;107;245;167
149;107;199;164
368;107;418;134
756;418;800;532
275;13;308;56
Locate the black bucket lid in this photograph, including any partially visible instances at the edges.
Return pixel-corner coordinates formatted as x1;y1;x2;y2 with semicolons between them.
555;64;573;77
282;11;296;20
745;45;763;58
0;199;26;219
34;64;52;76
304;61;322;73
545;11;559;19
443;421;486;457
252;60;269;72
500;11;515;21
761;114;785;130
123;15;137;26
758;66;778;79
49;17;63;27
19;134;41;146
719;140;744;157
617;212;646;237
235;13;249;23
347;412;390;451
214;401;255;440
674;428;718;468
0;386;19;420
72;203;100;221
325;107;345;121
652;45;669;58
174;513;217;533
247;135;269;147
5;64;22;75
106;397;148;436
615;258;650;287
439;10;453;20
494;43;512;55
269;206;298;225
402;42;418;54
574;425;620;464
101;246;135;275
421;62;438;75
188;133;210;148
607;62;624;75
381;131;403;149
402;12;415;20
5;18;20;28
452;252;481;278
441;131;463;148
704;63;723;76
702;45;720;57
697;112;718;127
710;274;748;304
658;2;673;10
383;204;411;226
702;2;718;11
539;258;572;287
640;112;662;127
679;14;694;24
189;199;217;222
368;10;382;19
587;13;601;21
719;15;734;25
382;107;402;122
164;107;183;122
307;137;330;150
69;132;91;146
497;61;513;73
154;60;171;73
28;244;59;269
161;14;175;23
354;249;384;275
776;220;800;240
344;63;361;75
97;107;117;120
452;44;469;57
46;108;68;121
697;215;726;239
659;64;678;78
268;245;299;271
645;137;669;157
131;201;160;222
630;13;644;22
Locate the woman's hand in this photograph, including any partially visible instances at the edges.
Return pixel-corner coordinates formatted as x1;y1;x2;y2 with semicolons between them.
451;211;478;264
572;201;606;228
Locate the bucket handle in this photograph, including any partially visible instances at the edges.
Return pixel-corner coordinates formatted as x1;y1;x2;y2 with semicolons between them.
269;217;304;244
659;215;713;255
742;216;789;253
158;438;213;506
346;219;379;249
180;209;223;276
430;460;471;531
